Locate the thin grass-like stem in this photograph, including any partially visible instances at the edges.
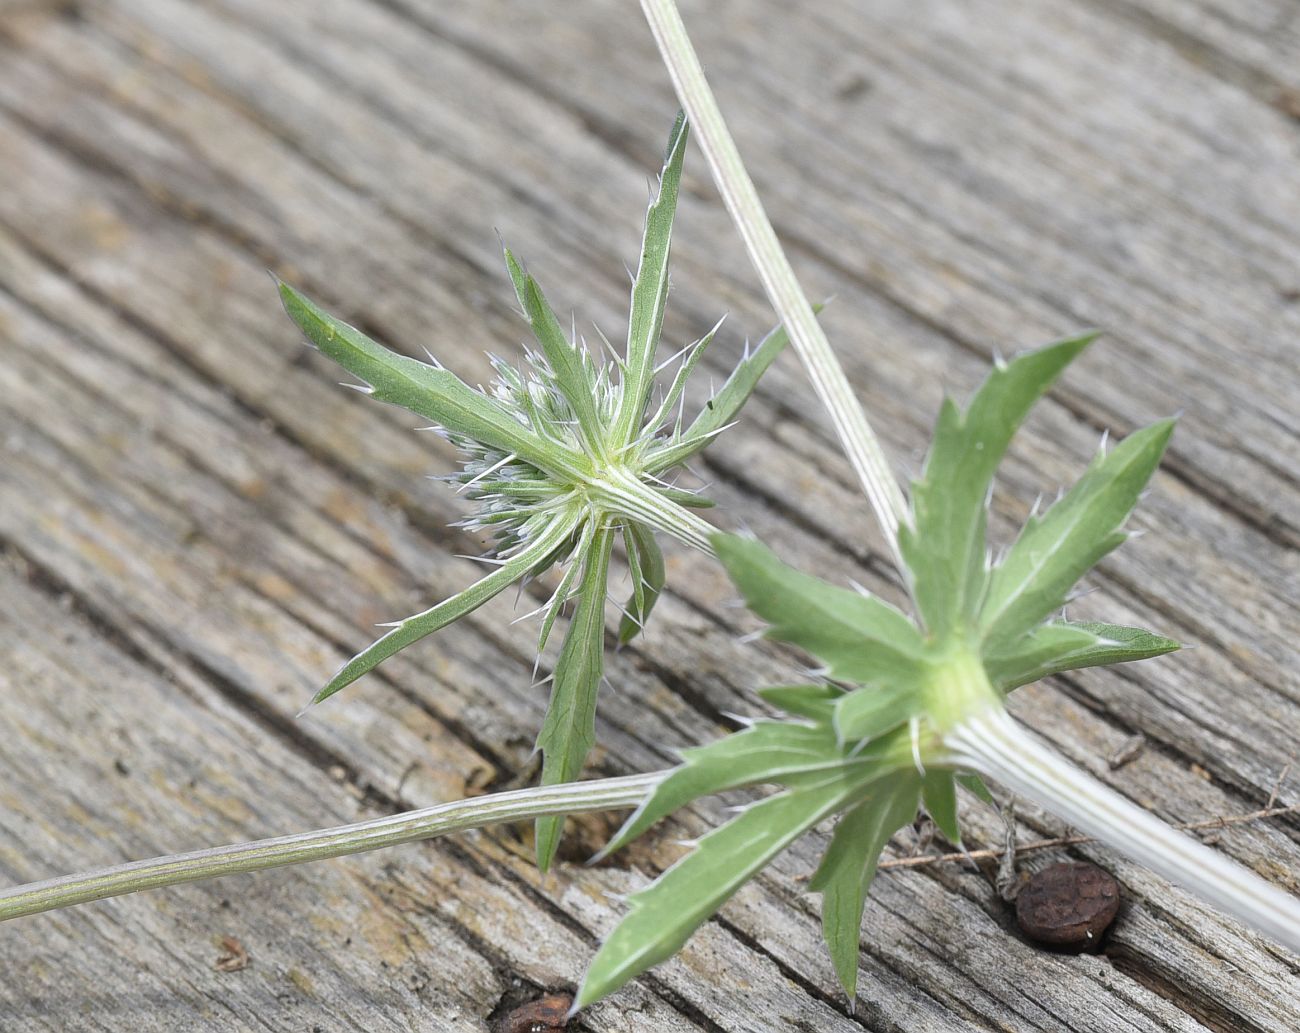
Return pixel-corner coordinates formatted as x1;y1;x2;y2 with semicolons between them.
0;772;662;924
946;707;1300;953
639;0;908;568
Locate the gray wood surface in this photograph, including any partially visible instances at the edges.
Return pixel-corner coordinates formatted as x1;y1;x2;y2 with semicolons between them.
1;0;1297;1029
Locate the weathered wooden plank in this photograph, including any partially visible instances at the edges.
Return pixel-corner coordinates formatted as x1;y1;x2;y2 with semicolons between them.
1;1;1295;789
1;215;1224;1032
1099;0;1300;98
0;0;1297;1029
404;0;1300;540
0;572;711;1033
0;231;1012;1033
4;0;1290;833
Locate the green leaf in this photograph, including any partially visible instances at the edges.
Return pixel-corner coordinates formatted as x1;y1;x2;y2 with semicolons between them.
984;622;1097;691
612;112;689;447
756;683;842;721
535;526;617;871
536;522;595;655
599;717;868;860
956;772;996;806
502;248;606;456
618;523;665;646
922;770;961;844
809;773;921;999
578;773;868;1010
986;620;1179;692
640;318;722;441
310;511;581;706
645;309;812;474
713;535;925;687
979;420;1175;649
900;333;1097;640
832;682;924;745
278;282;579;479
658;485;714;509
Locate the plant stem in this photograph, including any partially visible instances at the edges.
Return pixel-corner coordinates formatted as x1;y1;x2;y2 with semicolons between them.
591;467;716;552
878;804;1300;871
946;707;1300;953
639;0;908;569
0;772;662;924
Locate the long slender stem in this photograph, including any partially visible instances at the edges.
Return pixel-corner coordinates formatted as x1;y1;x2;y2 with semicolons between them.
945;708;1300;953
878;804;1300;871
640;0;908;569
0;772;662;924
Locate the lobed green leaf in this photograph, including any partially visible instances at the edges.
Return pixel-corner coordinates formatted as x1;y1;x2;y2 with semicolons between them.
985;620;1179;692
756;683;843;722
900;333;1097;640
503;248;606;456
921;770;961;845
832;681;923;745
979;420;1175;649
809;773;921;999
599;717;861;859
713;534;925;687
578;772;870;1009
956;772;996;806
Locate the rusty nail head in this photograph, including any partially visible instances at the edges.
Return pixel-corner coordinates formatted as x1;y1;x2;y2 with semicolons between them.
495;992;573;1033
1016;861;1120;951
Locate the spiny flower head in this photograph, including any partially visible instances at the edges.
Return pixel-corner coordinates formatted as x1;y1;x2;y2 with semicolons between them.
279;114;792;868
443;305;721;560
443;345;617;559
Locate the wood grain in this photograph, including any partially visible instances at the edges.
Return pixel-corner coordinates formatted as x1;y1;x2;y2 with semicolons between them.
0;0;1296;1029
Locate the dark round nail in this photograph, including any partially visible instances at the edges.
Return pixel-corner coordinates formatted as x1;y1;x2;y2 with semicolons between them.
1016;861;1120;951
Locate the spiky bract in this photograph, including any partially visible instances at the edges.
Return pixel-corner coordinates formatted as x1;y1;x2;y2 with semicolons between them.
280;115;795;868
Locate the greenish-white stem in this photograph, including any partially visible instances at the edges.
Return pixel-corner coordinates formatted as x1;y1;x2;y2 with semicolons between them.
591;467;716;553
639;0;908;568
946;707;1300;954
0;772;662;924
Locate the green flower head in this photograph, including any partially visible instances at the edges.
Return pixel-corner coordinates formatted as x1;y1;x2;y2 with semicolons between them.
279;114;794;868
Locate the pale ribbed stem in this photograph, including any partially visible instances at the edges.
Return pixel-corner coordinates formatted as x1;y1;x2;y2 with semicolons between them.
946;707;1300;954
639;0;908;570
0;772;661;924
590;467;717;553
